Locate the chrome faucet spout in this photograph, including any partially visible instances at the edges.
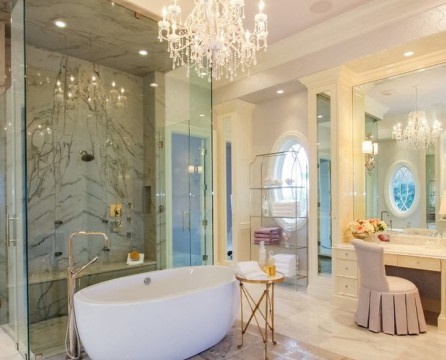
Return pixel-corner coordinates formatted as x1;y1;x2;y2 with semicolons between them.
68;231;109;269
72;256;98;277
380;211;392;230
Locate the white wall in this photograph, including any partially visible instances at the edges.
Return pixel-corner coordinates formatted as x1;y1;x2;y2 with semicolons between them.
252;91;308;155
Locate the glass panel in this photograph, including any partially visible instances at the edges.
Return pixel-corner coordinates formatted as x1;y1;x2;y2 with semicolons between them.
317;93;332;275
163;69;212;268
170;132;211;266
0;0;29;356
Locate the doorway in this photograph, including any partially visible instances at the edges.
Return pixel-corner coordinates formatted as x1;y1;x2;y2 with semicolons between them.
165;126;213;268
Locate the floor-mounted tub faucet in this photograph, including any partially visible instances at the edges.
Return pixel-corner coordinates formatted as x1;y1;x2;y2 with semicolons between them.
66;231;110;359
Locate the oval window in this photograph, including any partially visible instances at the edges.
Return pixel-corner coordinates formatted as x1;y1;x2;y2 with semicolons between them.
385;161;419;217
270;134;308;231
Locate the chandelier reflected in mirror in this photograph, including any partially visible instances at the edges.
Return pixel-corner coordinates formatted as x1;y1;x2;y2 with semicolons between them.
392;87;442;150
54;62;127;111
158;0;268;81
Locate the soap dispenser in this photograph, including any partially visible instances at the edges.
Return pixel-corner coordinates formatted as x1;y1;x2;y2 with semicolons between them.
265;250;276;276
268;250;275;266
258;241;266;267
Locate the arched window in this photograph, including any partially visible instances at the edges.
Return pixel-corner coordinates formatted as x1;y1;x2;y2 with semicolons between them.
270;134;308;231
385;161;419;217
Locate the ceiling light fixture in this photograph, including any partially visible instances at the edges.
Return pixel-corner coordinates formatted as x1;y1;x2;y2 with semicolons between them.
158;0;268;81
54;20;67;28
276;89;284;94
138;50;148;56
403;50;414;57
392;87;442;150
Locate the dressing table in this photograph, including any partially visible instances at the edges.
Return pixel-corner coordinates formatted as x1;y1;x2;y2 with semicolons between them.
334;235;446;330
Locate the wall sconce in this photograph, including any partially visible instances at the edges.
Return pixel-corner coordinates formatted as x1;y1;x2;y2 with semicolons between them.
362;134;378;175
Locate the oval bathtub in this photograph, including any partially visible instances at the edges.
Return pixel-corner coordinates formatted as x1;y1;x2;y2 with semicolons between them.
73;265;239;360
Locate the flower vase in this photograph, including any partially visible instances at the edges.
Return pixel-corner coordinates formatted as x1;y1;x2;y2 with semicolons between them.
352;232;371;241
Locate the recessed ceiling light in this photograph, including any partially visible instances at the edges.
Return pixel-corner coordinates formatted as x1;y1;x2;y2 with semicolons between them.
199;114;205;117
317;115;323;118
150;83;158;88
276;89;284;94
54;20;67;28
403;50;414;57
139;50;148;56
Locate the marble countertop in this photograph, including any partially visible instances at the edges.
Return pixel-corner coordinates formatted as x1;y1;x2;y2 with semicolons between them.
335;241;446;259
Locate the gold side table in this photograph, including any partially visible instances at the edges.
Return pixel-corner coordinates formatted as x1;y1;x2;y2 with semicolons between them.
236;272;284;360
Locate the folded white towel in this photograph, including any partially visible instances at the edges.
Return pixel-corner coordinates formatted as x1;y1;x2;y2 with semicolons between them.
236;261;268;280
276;265;297;277
271;201;301;217
273;254;297;264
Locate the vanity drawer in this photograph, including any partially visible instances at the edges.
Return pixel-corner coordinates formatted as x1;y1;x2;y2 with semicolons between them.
336;276;358;297
398;256;441;272
336;259;357;278
336;249;357;261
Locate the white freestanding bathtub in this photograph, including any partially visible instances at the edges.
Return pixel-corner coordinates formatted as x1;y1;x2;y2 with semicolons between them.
74;265;239;360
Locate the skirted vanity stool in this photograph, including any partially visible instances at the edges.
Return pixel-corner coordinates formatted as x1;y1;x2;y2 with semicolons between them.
352;239;426;335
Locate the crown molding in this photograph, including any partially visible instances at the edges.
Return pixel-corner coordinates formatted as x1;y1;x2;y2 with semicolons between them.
349;48;446;86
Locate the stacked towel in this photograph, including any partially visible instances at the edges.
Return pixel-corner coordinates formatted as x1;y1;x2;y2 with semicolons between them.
253;227;281;244
236;261;268;280
270;201;300;217
273;254;297;277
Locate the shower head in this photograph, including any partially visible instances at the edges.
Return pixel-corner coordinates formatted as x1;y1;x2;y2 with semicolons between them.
80;150;94;162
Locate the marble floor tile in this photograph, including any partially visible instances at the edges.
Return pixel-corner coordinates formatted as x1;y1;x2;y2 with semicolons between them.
1;283;446;359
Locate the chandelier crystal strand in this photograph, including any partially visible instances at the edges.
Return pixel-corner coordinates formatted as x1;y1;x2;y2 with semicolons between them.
391;87;442;150
158;0;268;81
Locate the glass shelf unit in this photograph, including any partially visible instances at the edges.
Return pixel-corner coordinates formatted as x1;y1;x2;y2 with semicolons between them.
249;151;309;289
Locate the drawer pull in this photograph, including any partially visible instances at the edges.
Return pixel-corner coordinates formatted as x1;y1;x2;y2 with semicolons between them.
345;267;349;270
344;285;349;288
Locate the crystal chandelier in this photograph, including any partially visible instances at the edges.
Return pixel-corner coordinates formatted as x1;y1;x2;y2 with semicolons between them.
54;63;127;110
158;0;268;81
392;88;442;150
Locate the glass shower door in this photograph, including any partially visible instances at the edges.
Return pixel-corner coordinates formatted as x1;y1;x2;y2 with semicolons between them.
1;0;29;357
166;126;212;267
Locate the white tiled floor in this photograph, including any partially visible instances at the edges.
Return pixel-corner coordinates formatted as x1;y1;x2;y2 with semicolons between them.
0;329;22;360
1;284;446;359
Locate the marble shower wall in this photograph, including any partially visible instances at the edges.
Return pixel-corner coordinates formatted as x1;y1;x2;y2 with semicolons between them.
26;45;148;276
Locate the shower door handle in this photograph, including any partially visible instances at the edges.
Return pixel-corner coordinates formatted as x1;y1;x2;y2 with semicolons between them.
6;212;18;247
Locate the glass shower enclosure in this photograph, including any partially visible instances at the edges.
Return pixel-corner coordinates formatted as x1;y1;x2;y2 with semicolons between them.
0;0;213;358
